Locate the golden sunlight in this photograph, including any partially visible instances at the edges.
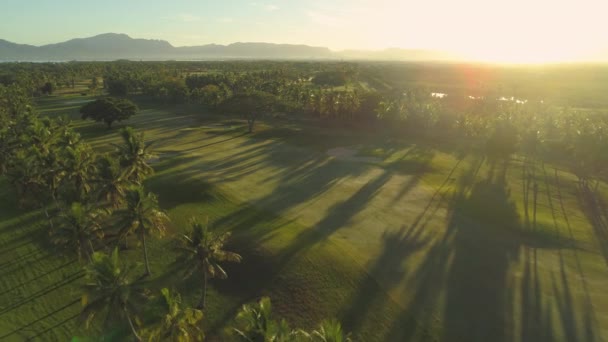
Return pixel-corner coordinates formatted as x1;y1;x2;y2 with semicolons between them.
344;0;606;63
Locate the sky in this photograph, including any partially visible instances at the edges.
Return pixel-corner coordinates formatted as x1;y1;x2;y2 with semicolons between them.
1;0;607;62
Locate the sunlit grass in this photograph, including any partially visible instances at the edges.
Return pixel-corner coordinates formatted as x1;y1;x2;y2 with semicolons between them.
1;94;606;340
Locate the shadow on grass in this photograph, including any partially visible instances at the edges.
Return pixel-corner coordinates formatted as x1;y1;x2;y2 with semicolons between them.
337;157;601;341
0;298;80;341
0;268;83;316
578;187;608;268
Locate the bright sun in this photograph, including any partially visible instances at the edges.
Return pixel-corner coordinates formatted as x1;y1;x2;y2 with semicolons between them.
339;0;606;64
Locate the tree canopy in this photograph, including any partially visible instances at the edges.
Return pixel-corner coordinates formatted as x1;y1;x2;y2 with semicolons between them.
222;91;278;132
80;97;138;128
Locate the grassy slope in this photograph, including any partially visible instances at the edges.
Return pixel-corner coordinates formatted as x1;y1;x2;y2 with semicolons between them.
0;93;606;341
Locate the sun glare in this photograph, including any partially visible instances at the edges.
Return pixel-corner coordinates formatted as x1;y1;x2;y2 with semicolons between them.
355;0;605;64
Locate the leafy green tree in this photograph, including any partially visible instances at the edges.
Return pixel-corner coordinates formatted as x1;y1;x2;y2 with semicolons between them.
224;91;277;133
81;249;146;341
115;127;154;184
312;71;348;87
485;117;519;159
89;77;100;94
106;78;130;97
51;202;106;262
176;218;242;309
80;97;138;128
144;288;204;342
40;81;55;95
192;84;225;108
149;79;189;104
117;186;168;276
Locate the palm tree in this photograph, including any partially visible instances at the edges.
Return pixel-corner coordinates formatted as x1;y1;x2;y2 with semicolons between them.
81;248;145;341
145;288;204;342
175;218;242;309
62;142;98;202
114;127;154;185
94;154;131;208
305;320;352;342
51;202;106;262
116;186;167;277
232;297;300;342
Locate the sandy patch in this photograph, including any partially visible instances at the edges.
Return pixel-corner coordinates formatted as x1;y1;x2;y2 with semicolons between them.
327;147;381;163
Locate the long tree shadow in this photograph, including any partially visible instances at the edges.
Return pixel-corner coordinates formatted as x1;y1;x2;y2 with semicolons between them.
0;269;83;316
341;224;431;334
277;167;394;264
0;298;80;340
578;186;608;268
340;156;470;338
440;172;520;341
204;163;398;336
0;259;79;297
379;157;596;341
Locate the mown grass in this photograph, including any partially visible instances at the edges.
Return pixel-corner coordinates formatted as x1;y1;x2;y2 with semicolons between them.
0;94;606;341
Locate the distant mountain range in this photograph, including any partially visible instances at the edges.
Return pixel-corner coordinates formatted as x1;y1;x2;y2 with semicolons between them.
0;33;461;62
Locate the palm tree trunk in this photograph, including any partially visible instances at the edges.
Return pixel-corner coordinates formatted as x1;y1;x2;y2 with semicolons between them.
141;227;151;276
43;206;54;230
124;309;142;341
87;240;95;262
198;272;208;309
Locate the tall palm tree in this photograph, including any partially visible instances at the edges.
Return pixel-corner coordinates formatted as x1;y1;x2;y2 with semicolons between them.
51;202;106;262
175;218;242;309
81;248;145;341
94;154;131;208
145;288;204;342
114;127;154;185
116;186;167;276
62;142;98;202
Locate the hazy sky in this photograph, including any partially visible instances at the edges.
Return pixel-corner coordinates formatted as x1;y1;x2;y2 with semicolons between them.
1;0;606;62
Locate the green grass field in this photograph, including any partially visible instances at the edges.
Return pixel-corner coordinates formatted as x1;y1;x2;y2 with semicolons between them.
1;93;607;341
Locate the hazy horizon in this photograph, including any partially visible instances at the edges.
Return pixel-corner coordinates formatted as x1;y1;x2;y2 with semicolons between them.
2;32;455;52
2;0;607;63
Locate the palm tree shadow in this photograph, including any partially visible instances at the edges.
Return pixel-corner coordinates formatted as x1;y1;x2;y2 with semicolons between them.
341;224;431;333
380;157;597;341
577;187;608;268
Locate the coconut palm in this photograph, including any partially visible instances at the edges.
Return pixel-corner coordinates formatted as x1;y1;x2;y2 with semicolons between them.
7;118;65;207
114;127;154;185
145;288;204;342
81;248;145;341
62;142;98;202
232;297;302;342
305;320;352;342
94;154;131;208
116;186;168;276
51;202;106;262
175;218;241;309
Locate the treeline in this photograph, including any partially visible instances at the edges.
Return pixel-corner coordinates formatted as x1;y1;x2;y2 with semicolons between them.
0;83;352;341
2;61;607;188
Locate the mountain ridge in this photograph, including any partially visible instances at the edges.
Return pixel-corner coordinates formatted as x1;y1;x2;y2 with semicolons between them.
0;33;459;61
